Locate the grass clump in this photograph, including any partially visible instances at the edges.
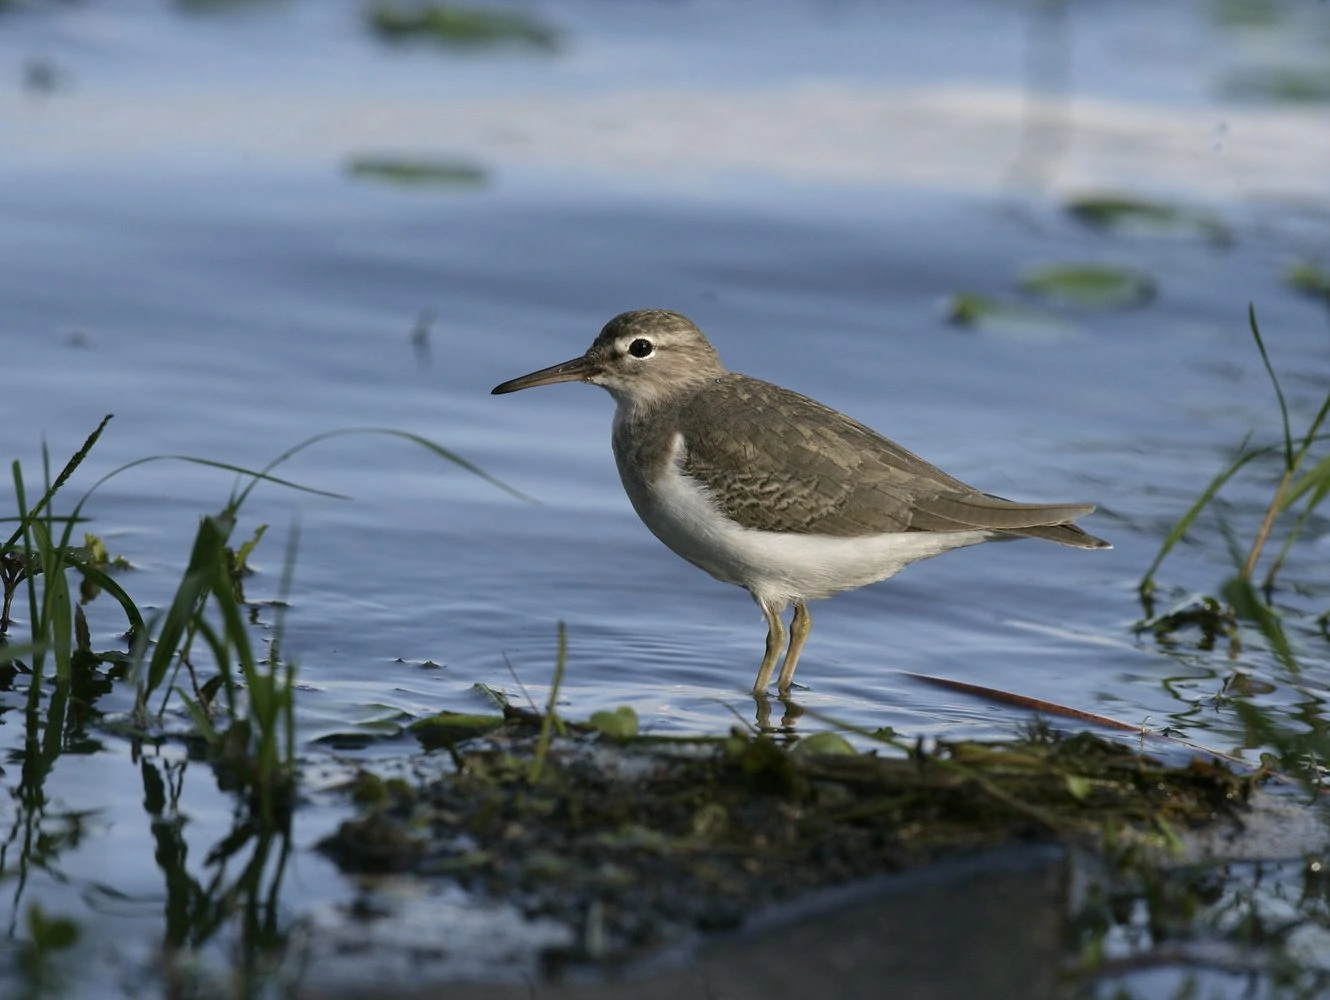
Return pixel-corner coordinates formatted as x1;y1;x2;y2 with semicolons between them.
1138;306;1330;784
2;418;521;839
2;416;522;993
1138;307;1330;613
1;415;301;828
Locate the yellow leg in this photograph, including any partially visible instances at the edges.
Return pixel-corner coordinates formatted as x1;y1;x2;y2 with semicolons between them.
776;601;812;692
751;600;786;693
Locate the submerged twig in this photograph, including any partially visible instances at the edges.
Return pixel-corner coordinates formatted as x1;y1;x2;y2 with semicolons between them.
905;672;1255;771
503;651;539;714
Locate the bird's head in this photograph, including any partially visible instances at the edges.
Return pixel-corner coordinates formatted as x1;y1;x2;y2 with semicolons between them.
492;310;725;407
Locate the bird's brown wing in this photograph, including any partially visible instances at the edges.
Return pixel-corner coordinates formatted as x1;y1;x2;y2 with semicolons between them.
678;374;1108;548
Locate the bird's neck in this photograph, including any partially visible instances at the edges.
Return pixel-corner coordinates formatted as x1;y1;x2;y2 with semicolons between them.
611;390;692;497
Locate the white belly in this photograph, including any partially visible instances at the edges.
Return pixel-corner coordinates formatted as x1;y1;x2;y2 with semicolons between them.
629;433;993;610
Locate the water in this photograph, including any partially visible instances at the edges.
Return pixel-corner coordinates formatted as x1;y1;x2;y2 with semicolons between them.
2;0;1330;995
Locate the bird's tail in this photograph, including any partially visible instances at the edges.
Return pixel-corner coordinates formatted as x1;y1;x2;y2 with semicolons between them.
1005;520;1111;549
914;492;1112;549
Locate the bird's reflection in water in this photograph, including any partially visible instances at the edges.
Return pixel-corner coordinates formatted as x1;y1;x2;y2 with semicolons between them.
753;690;805;732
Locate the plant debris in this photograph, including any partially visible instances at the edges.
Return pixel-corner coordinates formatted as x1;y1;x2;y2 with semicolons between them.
320;717;1257;966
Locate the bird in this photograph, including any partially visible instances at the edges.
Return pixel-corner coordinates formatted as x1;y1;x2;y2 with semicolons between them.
492;309;1110;695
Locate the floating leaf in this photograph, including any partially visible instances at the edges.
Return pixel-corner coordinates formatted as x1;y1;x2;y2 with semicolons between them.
1020;263;1155;310
1285;261;1330;303
347;155;487;188
367;3;558;51
1067;195;1230;245
943;292;1077;341
589;705;638;739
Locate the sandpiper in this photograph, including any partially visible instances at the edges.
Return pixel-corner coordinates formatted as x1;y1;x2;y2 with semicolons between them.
493;310;1110;694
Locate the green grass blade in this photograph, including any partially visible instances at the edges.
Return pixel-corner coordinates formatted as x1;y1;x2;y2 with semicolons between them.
12;462;41;654
1263;497;1321;593
0;640;47;662
1262;452;1330;590
1222;575;1298;673
190;616;236;717
1248;305;1293;471
143;515;234;700
1293;392;1330;467
1;415;112;553
178;691;220;744
42;535;73;683
528;621;568;784
1217;516;1247;572
204;534;258;692
272;522;301;773
66;562;147;638
1281;452;1330;512
232;427;534;509
1137;442;1271;597
82;455;349;509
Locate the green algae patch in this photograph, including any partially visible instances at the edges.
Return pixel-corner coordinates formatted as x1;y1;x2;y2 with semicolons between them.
319;719;1256;962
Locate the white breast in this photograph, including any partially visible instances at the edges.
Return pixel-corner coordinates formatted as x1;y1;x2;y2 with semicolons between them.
628;433;993;611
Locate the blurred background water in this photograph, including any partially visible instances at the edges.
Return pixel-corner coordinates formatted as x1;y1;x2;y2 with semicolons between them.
2;0;1329;995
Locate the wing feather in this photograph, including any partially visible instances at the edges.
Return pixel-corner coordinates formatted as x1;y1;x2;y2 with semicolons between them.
676;374;1108;548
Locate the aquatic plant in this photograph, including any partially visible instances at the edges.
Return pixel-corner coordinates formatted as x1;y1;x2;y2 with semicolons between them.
1138;306;1330;785
0;417;521;991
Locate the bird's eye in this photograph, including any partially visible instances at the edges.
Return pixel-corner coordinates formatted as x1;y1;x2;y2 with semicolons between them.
627;338;654;359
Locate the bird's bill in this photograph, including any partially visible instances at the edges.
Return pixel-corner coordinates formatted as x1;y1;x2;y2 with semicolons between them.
491;355;597;394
